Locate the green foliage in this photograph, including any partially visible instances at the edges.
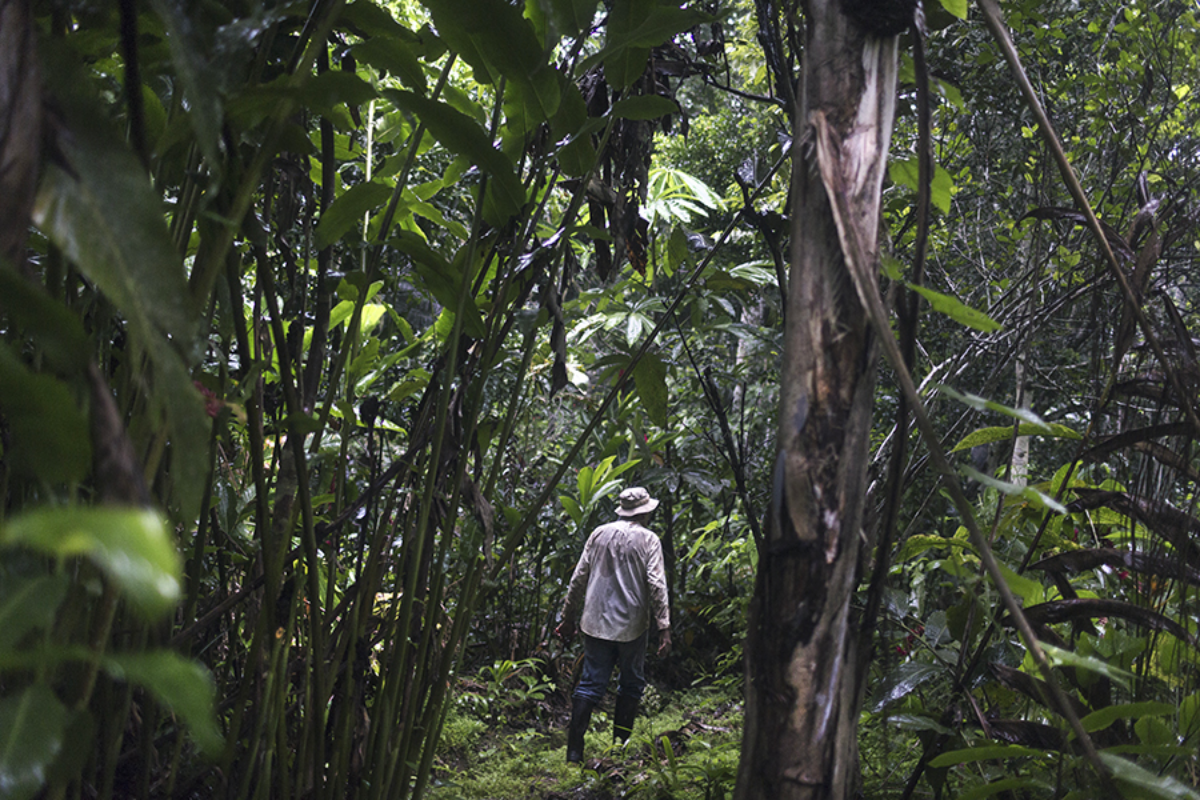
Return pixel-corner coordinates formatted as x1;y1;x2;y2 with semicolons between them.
908;284;1001;333
103;652;223;756
0;345;90;484
3;508;180;618
5;0;1200;796
0;685;70;800
560;455;641;530
462;658;555;725
431;685;742;800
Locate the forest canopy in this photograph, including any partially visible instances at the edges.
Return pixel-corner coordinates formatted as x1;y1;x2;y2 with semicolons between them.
2;0;1200;798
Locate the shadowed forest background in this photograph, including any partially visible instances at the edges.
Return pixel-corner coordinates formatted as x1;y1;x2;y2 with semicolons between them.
3;0;1200;798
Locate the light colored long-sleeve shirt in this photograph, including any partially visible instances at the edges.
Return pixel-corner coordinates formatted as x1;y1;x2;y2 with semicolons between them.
562;519;670;642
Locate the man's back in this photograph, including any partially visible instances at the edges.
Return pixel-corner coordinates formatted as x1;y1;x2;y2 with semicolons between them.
577;520;664;641
557;487;672;763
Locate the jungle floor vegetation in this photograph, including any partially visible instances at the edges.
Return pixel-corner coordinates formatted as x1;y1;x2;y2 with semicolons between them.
4;0;1200;798
430;676;743;800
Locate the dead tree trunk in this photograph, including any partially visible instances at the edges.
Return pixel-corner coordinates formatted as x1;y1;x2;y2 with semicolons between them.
736;2;900;798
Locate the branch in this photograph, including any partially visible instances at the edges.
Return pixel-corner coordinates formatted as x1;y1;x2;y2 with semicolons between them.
977;0;1200;438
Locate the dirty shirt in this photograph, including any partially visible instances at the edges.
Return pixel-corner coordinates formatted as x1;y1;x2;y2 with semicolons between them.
562;520;670;642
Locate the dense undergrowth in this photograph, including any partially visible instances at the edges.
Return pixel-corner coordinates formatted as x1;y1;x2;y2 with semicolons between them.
430;667;742;800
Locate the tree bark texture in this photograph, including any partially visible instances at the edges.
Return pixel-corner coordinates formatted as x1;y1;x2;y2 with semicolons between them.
736;3;898;799
0;0;41;267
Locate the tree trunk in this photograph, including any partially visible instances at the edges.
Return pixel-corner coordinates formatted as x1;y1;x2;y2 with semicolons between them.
736;2;899;799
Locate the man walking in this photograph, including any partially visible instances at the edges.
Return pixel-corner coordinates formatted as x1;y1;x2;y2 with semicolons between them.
555;486;671;763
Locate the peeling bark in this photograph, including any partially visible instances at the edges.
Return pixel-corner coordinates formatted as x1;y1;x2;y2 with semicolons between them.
736;2;899;799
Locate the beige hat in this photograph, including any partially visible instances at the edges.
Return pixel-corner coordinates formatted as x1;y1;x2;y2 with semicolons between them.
616;486;658;517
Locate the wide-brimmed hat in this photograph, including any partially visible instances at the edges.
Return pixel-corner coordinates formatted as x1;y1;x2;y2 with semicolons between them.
616;486;658;517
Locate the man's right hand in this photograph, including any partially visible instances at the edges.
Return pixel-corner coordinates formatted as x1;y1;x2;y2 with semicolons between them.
555;621;575;640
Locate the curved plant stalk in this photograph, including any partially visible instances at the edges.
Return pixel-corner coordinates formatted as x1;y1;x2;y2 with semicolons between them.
864;3;932;654
977;0;1200;438
813;110;1116;791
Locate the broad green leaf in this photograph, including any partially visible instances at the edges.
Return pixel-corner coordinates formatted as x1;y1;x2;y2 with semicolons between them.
505;71;568;137
951;423;1082;453
964;467;1067;514
0;344;91;484
667;227;689;272
603;0;652;89
1099;752;1200;800
300;71;379;119
615;4;711;47
335;273;383;305
928;744;1044;768
578;463;597;500
315;181;395;250
1083;703;1176;734
424;0;561;121
349;338;381;381
1135;715;1176;748
997;561;1046;606
105;652;223;757
0;268;90;374
222;76;297;131
535;0;600;38
939;0;968;19
388;368;431;403
632;353;669;428
881;253;905;280
32;93;197;346
728;262;778;287
32;61;207;518
352;38;427;93
872;661;942;712
0;685;69;800
884;714;954;735
1041;642;1134;689
383;90;525;224
959;777;1052;800
441;84;489;126
559;495;583;527
343;0;427;44
1102;744;1195;760
406;194;470;241
43;708;96;793
390;232;487;339
611;95;681;120
888;157;956;214
909;284;1000;332
601;2;708;88
549;77;596;176
148;0;224;168
937;385;1052;431
896;533;979;562
602;457;641;483
0;574;69;652
360;304;388;335
0;644;93;672
2;508;181;618
1181;692;1200;744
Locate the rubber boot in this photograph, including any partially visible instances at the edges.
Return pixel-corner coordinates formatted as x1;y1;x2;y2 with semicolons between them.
566;696;595;763
613;694;640;744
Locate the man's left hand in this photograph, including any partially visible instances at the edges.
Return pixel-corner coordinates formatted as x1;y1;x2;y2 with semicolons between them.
657;629;672;656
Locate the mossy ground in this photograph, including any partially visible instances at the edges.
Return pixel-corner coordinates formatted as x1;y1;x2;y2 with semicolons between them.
428;684;742;800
